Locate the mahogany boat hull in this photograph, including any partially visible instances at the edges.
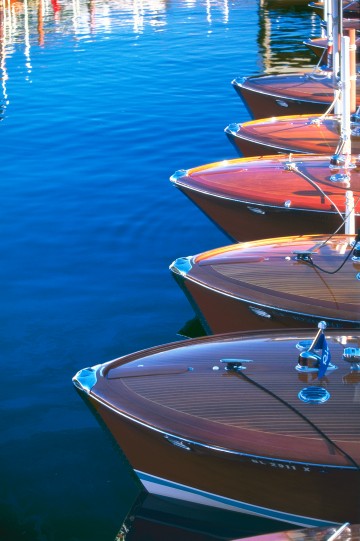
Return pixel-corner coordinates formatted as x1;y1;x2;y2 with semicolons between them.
85;400;359;526
73;330;360;527
173;183;350;242
225;115;360;157
169;234;360;334
170;154;360;242
232;74;359;120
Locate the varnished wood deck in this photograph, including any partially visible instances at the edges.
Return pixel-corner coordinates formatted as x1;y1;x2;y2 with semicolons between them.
76;329;360;523
93;328;360;466
227;115;360;156
232;74;359;119
175;154;360;213
189;235;360;321
171;155;360;241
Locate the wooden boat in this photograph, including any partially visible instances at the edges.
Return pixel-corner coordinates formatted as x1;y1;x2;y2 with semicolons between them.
225;114;360;156
232;71;360;120
227;30;358;157
233;524;360;541
169;233;360;334
170;153;360;242
73;326;360;527
233;0;357;120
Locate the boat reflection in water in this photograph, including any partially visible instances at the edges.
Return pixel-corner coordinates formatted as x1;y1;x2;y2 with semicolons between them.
73;326;360;531
114;492;291;541
257;0;321;75
116;509;360;541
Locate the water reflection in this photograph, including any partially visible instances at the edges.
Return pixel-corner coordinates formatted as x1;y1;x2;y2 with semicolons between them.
0;0;240;45
115;492;291;541
257;1;321;73
0;0;331;540
0;0;322;98
0;0;238;118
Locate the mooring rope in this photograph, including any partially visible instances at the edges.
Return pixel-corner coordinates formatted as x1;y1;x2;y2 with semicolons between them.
233;369;360;470
285;158;344;219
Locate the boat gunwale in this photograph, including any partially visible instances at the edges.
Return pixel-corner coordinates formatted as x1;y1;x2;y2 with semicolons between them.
171;177;360;216
176;268;360;324
84;388;359;472
231;76;339;106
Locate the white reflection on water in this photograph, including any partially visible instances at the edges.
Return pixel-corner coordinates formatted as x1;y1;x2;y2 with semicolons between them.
0;0;260;118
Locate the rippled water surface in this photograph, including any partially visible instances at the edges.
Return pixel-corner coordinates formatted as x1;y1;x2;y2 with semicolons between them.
0;1;321;539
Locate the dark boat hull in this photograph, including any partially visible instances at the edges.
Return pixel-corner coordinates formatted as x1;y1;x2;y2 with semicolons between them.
169;234;360;334
225;115;360;158
74;329;360;527
172;266;359;334
175;183;350;243
170;154;360;243
232;74;359;120
89;399;359;527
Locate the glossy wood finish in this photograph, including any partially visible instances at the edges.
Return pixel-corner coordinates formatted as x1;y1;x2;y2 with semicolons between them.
170;154;360;242
232;74;359;120
225;115;360;157
75;329;360;525
170;234;360;333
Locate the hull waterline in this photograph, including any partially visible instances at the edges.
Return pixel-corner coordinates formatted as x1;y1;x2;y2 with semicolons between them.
169;234;360;334
73;329;360;527
232;73;359;120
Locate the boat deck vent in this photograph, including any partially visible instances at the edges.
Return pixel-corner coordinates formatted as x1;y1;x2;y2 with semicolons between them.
298;387;330;404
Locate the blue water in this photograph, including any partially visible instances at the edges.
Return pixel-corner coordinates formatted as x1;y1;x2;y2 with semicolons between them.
0;1;320;539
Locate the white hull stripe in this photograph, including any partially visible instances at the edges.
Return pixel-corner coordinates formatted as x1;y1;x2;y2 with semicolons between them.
136;470;339;528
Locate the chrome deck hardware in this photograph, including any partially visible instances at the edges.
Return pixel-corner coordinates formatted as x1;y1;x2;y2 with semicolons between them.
296;322;337;375
220;358;253;371
343;347;360;371
298;387;330;404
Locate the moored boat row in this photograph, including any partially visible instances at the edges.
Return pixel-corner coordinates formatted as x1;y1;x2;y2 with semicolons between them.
73;1;360;539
